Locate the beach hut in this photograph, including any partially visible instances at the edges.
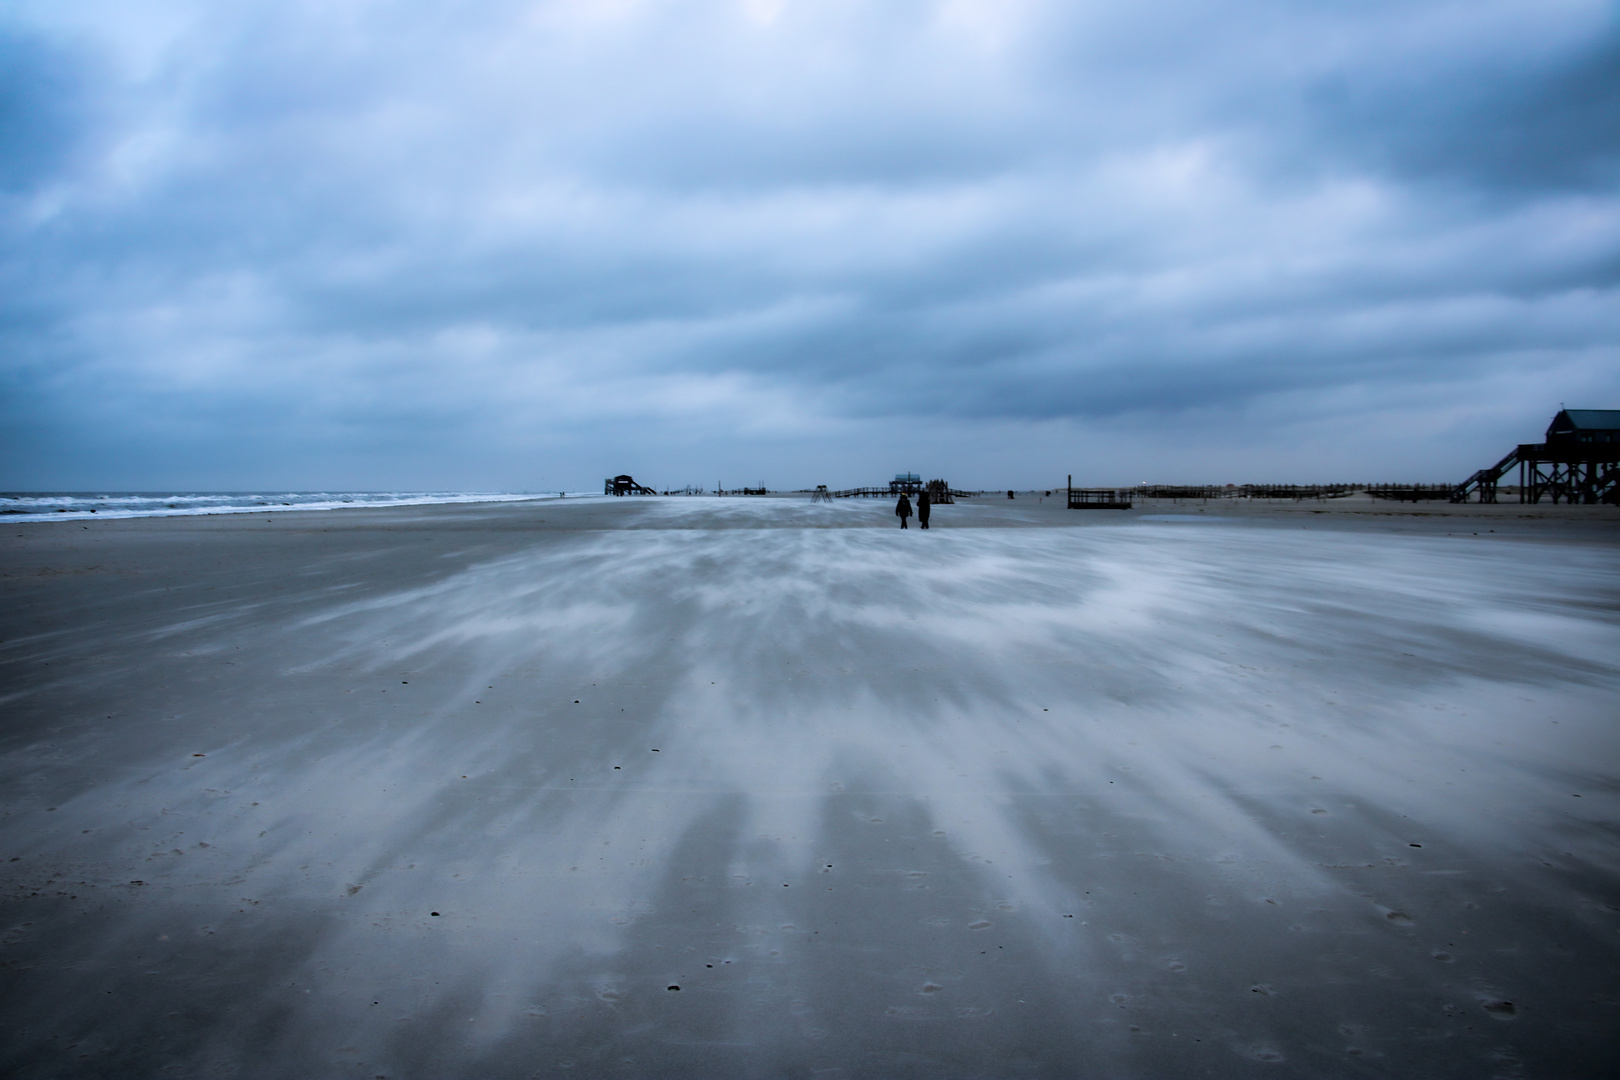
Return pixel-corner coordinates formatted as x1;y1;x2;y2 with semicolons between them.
1546;409;1620;443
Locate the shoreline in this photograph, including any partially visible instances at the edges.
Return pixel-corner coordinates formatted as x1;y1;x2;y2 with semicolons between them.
0;491;577;525
7;484;1619;528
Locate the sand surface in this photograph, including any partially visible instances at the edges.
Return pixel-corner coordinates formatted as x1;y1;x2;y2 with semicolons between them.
2;495;1618;1078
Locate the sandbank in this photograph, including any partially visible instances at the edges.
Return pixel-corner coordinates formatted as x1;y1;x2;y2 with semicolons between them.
2;496;1617;1077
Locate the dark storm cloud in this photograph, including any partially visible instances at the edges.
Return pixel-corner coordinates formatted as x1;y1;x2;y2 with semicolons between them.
0;28;96;192
1302;25;1620;193
1;0;1616;488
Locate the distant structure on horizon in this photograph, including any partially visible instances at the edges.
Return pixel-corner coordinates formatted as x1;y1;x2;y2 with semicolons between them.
1066;474;1132;509
605;474;657;496
819;475;975;500
1454;409;1620;504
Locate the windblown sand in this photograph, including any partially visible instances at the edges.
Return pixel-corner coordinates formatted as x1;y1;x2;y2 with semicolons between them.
2;496;1617;1078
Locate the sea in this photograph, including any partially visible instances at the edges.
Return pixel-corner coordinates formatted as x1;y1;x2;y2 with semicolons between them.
0;491;593;523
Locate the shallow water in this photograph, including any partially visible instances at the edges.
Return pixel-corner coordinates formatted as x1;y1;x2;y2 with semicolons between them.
2;507;1617;1077
0;489;567;523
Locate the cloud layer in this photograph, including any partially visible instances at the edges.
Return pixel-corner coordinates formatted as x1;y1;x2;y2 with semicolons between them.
3;0;1617;488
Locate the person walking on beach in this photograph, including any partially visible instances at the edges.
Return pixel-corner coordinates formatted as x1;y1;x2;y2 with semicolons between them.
896;493;912;528
917;489;931;529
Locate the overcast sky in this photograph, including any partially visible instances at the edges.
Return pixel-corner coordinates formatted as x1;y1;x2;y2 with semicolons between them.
3;0;1617;491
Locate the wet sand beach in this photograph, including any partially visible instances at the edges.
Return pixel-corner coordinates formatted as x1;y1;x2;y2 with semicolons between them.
2;495;1617;1078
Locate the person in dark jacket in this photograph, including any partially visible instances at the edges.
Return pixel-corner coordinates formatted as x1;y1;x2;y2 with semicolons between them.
916;489;931;529
895;493;912;528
